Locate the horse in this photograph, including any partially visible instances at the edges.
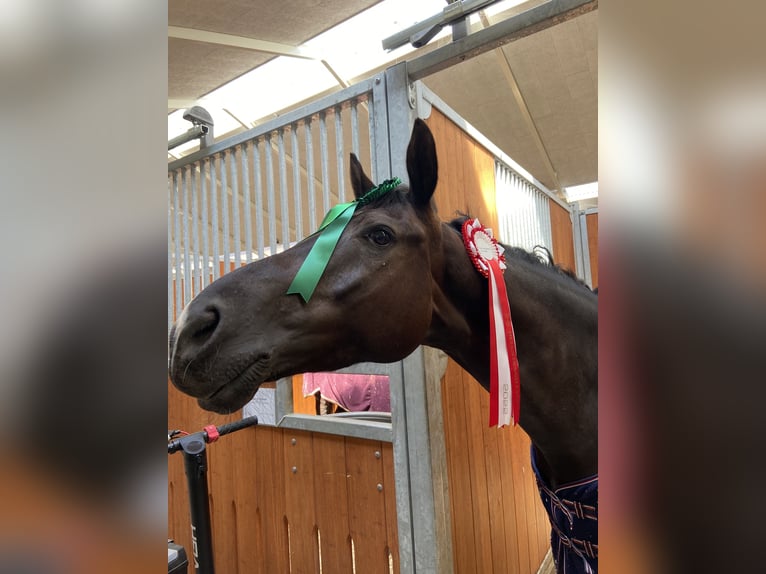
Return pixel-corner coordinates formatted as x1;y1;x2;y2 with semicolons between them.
169;119;598;573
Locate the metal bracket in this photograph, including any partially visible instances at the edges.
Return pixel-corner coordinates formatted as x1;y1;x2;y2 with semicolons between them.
168;105;215;150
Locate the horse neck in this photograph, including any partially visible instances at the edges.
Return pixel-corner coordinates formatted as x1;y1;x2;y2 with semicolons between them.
427;225;598;487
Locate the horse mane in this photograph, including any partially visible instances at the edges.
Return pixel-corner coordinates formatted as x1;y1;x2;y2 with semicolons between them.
447;215;595;293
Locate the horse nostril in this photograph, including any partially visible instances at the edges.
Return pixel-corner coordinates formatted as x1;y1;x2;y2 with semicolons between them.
190;306;221;341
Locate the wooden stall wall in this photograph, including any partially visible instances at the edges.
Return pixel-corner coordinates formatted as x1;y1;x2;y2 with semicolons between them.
169;342;398;572
425;108;550;573
549;201;577;274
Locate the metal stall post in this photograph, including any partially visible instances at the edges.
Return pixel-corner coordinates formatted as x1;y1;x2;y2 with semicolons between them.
572;206;595;288
383;61;454;574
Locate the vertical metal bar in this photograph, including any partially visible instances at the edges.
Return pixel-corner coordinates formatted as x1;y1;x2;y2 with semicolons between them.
291;124;303;241
544;191;553;250
241;141;253;264
277;128;290;249
168;176;174;328
319;111;330;214
173;171;183;317
220;151;230;274
252;140;265;259
334;106;345;203
367;93;377;183
371;75;391;183
265;134;278;255
230;147;242;269
181;167;191;306
350;99;360;158
190;164;201;296
210;156;220;281
305;118;317;232
200;159;210;288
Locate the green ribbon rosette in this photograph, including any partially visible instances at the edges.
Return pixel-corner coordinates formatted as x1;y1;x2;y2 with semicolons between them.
286;177;401;302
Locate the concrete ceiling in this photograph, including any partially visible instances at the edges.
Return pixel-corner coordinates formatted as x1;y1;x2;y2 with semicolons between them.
168;0;597;199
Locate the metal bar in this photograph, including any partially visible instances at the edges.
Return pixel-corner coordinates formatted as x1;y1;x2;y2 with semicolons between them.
277;129;290;249
407;0;597;81
172;172;182;321
167;177;174;328
370;73;391;183
230;147;241;268
334;106;345;202
241;142;253;264
210;156;220;281
200;159;210;288
381;0;498;51
168;78;377;172
190;164;201;296
368;92;377;183
291;124;303;241
220;151;230;273
264;134;278;255
278;414;392;443
319;112;330;214
181;167;192;306
350;99;360;159
252;141;265;259
168;124;208;151
305;118;317;232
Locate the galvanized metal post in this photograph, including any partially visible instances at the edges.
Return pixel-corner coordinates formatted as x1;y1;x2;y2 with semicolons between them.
383;61;453;574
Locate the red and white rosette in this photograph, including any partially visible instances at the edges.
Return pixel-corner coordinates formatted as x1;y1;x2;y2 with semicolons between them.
462;218;520;428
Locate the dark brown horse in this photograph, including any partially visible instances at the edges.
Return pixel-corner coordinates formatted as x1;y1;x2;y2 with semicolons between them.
169;119;597;573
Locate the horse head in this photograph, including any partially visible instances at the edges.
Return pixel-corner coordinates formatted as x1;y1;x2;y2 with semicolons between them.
169;119;445;413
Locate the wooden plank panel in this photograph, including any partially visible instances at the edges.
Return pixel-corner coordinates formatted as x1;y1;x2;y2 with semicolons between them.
381;443;400;573
283;429;319;573
462;369;493;574
209;427;241;574
511;429;539;572
232;424;263;573
549;200;576;273
345;437;389;574
291;374;316;415
441;359;477;574
255;426;290;572
312;433;353;574
586;212;598;287
481;405;510;572
497;427;524;574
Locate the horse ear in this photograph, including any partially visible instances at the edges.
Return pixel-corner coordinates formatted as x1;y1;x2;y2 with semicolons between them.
406;118;438;207
349;153;374;200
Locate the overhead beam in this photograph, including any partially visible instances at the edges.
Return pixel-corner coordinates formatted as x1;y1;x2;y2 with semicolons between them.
168;26;321;60
407;0;596;80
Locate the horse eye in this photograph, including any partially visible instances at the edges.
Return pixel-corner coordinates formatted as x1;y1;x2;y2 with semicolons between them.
368;228;392;246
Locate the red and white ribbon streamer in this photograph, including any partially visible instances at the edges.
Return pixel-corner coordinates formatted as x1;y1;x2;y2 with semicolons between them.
462;218;520;427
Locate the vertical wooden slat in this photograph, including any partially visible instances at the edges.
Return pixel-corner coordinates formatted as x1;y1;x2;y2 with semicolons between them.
549;200;576;272
232;425;261;573
345;438;389;574
255;426;290;572
482;412;510;572
462;370;494;574
284;430;319;572
313;434;354;574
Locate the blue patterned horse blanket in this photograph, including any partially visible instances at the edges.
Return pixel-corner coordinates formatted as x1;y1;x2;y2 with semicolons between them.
531;447;598;574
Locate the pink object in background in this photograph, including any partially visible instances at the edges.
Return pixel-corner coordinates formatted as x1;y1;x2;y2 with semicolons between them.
302;373;390;412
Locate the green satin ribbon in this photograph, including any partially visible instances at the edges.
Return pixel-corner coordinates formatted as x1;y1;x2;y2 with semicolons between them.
287;177;401;302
